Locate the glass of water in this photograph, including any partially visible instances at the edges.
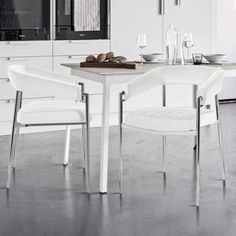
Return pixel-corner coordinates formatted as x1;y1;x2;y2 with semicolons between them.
183;33;194;63
137;33;147;64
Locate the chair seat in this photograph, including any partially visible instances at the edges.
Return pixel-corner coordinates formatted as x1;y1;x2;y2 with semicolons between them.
17;99;86;125
124;106;217;133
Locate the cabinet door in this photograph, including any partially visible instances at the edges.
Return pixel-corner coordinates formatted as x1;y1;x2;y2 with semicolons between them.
0;41;52;57
111;0;163;60
53;40;110;56
0;56;52;79
53;55;85;75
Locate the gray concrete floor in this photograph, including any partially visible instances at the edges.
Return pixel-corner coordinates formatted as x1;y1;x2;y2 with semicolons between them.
1;104;236;236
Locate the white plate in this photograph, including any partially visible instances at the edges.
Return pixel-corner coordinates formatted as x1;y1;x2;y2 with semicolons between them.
144;60;165;64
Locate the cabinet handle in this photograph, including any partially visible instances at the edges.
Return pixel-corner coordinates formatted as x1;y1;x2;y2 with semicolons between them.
67;55;84;59
159;0;165;15
176;0;181;6
5;58;30;62
68;55;75;59
6;41;32;46
13;58;30;62
0;78;10;82
68;40;88;44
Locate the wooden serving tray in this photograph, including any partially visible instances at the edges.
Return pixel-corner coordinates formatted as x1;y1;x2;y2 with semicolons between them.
80;61;136;69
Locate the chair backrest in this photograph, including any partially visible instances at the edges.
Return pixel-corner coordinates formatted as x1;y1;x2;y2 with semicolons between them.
127;65;224;105
8;64;80;100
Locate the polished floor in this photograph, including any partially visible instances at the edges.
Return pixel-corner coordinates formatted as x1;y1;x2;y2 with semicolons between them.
1;104;236;236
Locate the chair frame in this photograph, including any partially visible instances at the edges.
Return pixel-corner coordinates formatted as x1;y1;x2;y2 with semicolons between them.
6;83;91;193
119;84;226;207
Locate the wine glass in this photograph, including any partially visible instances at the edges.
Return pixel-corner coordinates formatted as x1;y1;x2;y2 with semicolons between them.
137;33;147;64
183;33;194;63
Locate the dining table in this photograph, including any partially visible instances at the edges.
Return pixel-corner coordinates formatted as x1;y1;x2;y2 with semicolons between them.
62;62;236;194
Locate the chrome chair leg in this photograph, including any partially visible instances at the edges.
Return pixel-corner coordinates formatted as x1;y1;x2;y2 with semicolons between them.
6;162;12;189
119;124;123;194
63;126;71;166
11;124;20;168
195;134;200;207
217;122;226;181
85;123;90;193
193;136;197;161
84;93;90;193
7;123;19;189
82;124;86;169
195;97;202;207
162;136;166;173
7;91;22;189
215;95;226;181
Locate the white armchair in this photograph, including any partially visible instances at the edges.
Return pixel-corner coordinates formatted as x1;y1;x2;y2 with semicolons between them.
119;65;225;207
6;64;91;192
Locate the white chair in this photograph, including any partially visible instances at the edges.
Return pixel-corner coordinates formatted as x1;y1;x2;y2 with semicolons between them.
6;64;91;192
119;66;226;207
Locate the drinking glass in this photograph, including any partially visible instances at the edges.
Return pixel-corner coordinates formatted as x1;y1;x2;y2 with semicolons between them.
192;53;203;65
183;33;194;63
137;33;147;64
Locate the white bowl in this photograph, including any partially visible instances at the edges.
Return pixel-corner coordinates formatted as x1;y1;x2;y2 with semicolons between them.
142;53;162;62
203;54;226;63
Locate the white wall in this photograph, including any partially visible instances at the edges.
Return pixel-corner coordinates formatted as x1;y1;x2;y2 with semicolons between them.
214;0;236;61
213;0;236;99
111;0;163;60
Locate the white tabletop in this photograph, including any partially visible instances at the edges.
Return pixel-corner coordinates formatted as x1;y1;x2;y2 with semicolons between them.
62;62;236;77
62;63;165;76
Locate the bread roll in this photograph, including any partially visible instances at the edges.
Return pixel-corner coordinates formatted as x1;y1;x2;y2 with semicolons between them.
106;51;115;60
96;53;106;63
86;55;96;63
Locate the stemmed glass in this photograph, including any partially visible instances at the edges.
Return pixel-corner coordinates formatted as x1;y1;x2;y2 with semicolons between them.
183;33;194;63
137;33;147;64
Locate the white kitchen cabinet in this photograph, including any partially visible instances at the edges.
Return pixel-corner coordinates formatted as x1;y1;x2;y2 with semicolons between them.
53;55;85;74
213;0;236;100
0;41;52;57
0;56;52;79
111;0;163;60
53;40;110;56
0;101;14;122
0;78;15;100
219;77;236;100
